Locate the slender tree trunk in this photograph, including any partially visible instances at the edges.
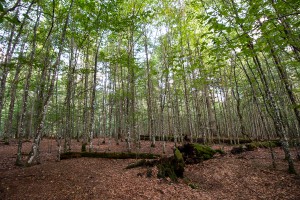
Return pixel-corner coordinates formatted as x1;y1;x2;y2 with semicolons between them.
232;56;249;140
16;6;40;165
227;0;296;173
0;1;35;126
64;37;75;153
0;19;16;134
3;40;26;142
144;30;154;148
89;38;101;152
27;0;74;165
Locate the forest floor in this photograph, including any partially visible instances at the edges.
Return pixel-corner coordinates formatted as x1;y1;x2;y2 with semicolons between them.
0;138;300;200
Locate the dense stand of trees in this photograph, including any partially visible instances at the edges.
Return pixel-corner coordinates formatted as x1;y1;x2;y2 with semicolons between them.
0;0;299;172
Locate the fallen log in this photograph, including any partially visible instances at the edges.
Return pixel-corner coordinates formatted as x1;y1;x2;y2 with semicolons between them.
60;152;161;160
126;144;219;181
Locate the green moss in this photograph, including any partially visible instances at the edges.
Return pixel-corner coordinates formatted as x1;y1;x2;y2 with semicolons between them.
174;148;183;161
246;141;279;149
173;148;185;178
157;149;185;181
258;141;278;148
231;141;281;154
177;143;217;164
192;144;216;160
157;157;179;181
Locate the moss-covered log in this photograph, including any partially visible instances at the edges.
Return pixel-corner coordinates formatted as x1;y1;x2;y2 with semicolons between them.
177;143;217;164
139;135;254;144
173;148;185;177
138;135;285;146
125;148;185;181
125;144;219;181
139;135;253;144
231;141;282;154
157;148;185;181
60;152;161;160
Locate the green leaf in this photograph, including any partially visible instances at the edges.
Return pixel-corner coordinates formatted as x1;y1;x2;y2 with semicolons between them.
23;13;31;20
4;16;21;25
0;3;4;12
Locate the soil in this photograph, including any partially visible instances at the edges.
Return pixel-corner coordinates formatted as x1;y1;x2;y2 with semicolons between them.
0;138;300;200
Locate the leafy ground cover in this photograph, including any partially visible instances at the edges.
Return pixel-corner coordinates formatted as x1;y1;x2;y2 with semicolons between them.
0;138;299;199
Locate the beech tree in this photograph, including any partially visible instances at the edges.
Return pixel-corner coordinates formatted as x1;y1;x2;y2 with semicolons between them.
0;0;299;173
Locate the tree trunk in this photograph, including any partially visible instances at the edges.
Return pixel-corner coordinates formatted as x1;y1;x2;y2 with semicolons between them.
27;0;74;165
16;6;41;165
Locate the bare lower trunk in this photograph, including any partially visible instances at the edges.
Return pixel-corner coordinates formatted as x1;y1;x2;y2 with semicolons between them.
27;134;41;165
